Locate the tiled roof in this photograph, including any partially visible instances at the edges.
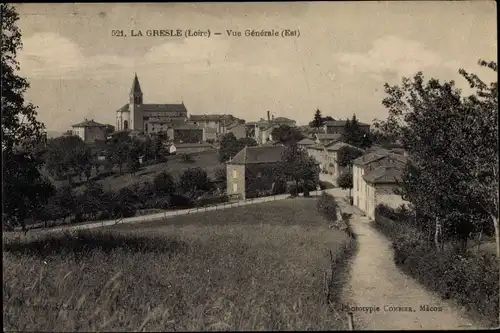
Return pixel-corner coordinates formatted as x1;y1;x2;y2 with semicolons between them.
315;133;343;141
140;104;188;113
227;122;244;130
72;119;107;128
307;143;325;150
297;138;316;145
324;120;370;127
363;165;404;184
116;104;129;113
172;123;202;130
326;141;362;152
352;151;390;166
229;145;286;165
272;117;295;123
190;114;234;121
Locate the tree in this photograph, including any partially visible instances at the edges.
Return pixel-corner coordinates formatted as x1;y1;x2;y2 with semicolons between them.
312;109;323;130
379;66;493;252
337;145;364;168
271;125;304;146
1;4;54;231
337;170;353;197
153;171;176;197
44;136;91;184
126;147;140;176
214;167;227;191
237;137;258;147
218;132;240;162
281;143;320;196
342;114;372;149
309;115;334;128
178;167;210;199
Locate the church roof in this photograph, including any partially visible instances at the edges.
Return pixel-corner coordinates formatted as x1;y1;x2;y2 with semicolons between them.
141;104;188;113
130;73;142;95
116;104;129;113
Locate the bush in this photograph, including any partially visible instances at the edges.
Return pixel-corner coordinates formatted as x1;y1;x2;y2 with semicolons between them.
374;212;499;326
316;192;338;222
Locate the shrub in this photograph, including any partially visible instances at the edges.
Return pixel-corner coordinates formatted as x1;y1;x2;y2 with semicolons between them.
316;192;338;222
374;211;499;327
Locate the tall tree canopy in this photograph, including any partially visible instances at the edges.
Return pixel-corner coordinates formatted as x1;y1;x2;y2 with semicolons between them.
271;125;304;146
342;114;372;149
2;4;54;230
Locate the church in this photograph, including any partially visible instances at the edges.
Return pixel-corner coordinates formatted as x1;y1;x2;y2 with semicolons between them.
116;74;188;133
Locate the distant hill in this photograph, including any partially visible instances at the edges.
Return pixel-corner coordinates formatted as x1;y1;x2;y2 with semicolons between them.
46;131;64;138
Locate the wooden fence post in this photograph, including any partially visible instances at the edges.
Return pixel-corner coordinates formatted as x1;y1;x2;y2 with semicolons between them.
347;312;354;330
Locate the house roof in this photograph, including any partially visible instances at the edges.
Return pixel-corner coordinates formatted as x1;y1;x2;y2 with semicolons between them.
116;104;130;113
263;124;280;131
245;120;270;127
272;117;295;123
72;119;107;128
229;145;286;165
315;133;343;141
141;103;187;114
363;165;404;184
190;114;234;121
172;123;202;130
352;151;408;167
324;120;370;127
227;122;244;130
297;138;316;145
326;141;362;152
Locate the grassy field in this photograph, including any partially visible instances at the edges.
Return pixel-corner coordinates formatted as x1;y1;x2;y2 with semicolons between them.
3;198;355;331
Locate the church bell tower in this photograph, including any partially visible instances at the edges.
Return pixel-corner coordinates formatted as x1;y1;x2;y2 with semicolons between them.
129;73;143;130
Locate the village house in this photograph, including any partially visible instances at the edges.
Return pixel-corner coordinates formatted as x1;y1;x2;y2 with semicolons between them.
223;122;247;140
169;142;215;154
297;138;316;151
323;142;363;185
189;114;243;135
363;165;410;220
245;111;297;144
71;119;108;143
352;150;408;216
314;133;343;144
166;123;205;143
323;120;370;135
226;145;287;200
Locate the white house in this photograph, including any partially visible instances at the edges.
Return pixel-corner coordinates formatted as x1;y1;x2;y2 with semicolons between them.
352;151;407;215
71;119;107;143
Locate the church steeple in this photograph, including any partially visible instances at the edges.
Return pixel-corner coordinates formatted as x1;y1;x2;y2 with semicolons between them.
130;73;143;104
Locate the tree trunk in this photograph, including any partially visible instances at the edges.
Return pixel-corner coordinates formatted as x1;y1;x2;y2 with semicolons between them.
476;229;483;253
434;217;441;251
492;213;500;326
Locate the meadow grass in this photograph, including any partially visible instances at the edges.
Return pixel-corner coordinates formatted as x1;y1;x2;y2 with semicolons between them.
4;198;355;331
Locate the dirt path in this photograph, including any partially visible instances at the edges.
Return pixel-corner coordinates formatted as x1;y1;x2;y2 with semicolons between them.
340;211;480;330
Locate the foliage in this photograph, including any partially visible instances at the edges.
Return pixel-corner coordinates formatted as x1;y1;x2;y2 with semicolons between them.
178;167;211;199
337;170;353;190
153;171;176;197
311;109;324;129
218;133;258;162
309;115;334;128
1;4;54;230
281;143;320;195
3;151;55;231
378;62;497;250
271;124;304;145
181;153;195;163
342;114;372;149
337;145;363;168
373;210;498;327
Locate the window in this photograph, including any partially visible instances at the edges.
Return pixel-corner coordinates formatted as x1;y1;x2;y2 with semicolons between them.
124;120;128;130
233;183;238;192
232;169;237;179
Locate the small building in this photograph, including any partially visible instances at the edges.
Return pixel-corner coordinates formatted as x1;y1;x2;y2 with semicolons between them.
363;165;410;220
314;133;343;144
297;138;316;150
166;123;205;143
352;151;407;215
71;119;108;143
226;145;287;200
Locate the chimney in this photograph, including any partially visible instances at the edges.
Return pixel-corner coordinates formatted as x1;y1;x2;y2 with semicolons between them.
267;110;270;122
272;114;275;120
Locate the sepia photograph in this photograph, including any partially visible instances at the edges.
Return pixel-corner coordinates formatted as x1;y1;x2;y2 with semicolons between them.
2;1;498;331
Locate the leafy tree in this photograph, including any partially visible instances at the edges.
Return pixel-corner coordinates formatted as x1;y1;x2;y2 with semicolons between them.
309;115;334;128
271;124;304;146
104;124;115;136
152;136;165;160
153;171;176;197
342;114;372;149
218;132;240;162
281;143;320;196
78;181;105;221
1;4;54;231
44;136;91;184
337;145;364;168
126;147;140;176
379;63;496;253
337;170;353;197
178;167;210;199
107;141;129;173
237;137;258;147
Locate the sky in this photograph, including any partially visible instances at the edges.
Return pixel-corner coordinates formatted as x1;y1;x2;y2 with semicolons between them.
15;2;497;132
